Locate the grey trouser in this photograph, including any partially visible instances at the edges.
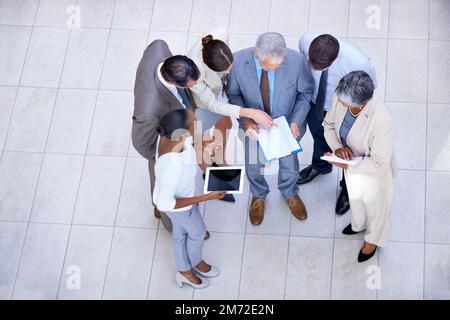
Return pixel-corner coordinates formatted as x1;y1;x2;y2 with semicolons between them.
166;205;207;271
148;158;173;231
244;136;300;199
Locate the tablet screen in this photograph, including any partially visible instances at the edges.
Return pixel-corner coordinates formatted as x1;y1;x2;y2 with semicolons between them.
205;167;244;193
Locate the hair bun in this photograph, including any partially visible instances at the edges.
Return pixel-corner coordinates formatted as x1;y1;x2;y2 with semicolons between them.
201;34;214;47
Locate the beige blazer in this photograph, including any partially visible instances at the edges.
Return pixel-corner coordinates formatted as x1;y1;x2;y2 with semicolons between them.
187;28;241;119
323;92;397;191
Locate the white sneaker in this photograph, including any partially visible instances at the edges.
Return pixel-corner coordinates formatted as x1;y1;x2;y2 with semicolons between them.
194;265;221;278
175;272;210;289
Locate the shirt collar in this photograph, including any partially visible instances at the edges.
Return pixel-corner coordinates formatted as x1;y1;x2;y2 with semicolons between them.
157;62;178;92
254;55;262;72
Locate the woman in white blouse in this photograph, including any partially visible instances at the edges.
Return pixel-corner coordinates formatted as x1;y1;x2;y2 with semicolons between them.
153;108;225;289
187;28;274;163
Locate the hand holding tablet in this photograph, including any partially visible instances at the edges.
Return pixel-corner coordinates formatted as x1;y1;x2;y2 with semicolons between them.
203;166;245;194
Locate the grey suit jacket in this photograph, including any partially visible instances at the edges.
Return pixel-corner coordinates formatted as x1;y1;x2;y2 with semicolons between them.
226;47;314;136
132;40;193;160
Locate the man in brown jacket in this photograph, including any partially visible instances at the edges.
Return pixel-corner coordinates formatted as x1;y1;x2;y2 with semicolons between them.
132;39;200;231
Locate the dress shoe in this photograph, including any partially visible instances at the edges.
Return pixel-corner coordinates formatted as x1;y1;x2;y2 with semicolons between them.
335;187;350;215
249;197;265;225
204;231;210;240
297;165;332;185
342;223;364;235
175;272;209;289
154;208;161;219
358;246;377;263
287;195;307;220
194;265;220;278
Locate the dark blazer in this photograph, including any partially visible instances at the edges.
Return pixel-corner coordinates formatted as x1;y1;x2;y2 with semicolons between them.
226;47;314;137
132;40;194;160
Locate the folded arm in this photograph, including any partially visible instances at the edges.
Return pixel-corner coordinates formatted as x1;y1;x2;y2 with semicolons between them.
323;95;345;152
348;117;394;175
190;80;241;119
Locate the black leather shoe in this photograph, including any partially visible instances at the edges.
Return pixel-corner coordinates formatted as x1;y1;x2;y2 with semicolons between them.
335;187;350;215
358;247;377;263
342;224;364;235
297;165;332;185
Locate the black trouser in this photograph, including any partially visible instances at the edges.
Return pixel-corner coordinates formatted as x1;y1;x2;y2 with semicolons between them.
306;103;332;173
307;103;347;193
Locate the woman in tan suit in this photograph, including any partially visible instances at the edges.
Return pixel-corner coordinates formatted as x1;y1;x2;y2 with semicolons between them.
187;29;274;163
323;71;396;262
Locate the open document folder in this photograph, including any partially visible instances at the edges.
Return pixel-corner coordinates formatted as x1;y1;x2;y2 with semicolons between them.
257;116;303;162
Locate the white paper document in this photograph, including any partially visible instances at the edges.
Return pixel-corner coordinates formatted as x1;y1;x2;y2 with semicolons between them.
320;154;363;166
257;116;302;162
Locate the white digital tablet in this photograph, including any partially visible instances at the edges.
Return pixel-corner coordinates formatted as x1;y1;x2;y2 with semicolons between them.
203;166;245;194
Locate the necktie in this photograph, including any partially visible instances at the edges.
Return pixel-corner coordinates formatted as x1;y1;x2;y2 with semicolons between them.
176;88;196;111
315;69;328;118
260;70;271;114
221;74;228;98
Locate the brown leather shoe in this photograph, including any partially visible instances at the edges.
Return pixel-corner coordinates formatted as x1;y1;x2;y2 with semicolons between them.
287;195;307;220
154;208;161;219
204;231;210;240
249;197;265;225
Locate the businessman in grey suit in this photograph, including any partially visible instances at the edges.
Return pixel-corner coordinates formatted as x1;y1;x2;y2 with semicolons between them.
132;39;200;231
227;32;314;226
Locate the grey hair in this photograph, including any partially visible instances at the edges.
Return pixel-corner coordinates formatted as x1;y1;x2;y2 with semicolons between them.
254;32;287;61
335;71;375;106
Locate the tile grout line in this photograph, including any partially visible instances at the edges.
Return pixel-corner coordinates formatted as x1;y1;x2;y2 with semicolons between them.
422;0;432;301
4;216;449;245
306;0;312;32
282;210;292;299
236;191;250;300
182;0;196;300
145;222;161;300
226;0;233;34
329;168;340;300
346;0;351;38
8;0;47;299
0;84;134;92
100;137;131;299
267;0;273;32
145;0;157;44
55;0;118;300
0;27;39;160
2;23;450;42
185;0;195;58
375;0;392;300
384;0;391;106
143;0;165;300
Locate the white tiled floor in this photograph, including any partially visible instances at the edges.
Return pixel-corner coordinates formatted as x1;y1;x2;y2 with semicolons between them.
0;0;449;300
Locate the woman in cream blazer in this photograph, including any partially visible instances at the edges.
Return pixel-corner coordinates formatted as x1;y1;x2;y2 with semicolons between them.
187;28;273;157
323;71;396;262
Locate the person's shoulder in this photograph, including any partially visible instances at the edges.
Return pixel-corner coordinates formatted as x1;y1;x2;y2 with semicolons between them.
145;39;171;55
286;48;302;59
284;48;304;67
339;40;371;65
155;153;183;174
233;48;253;62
